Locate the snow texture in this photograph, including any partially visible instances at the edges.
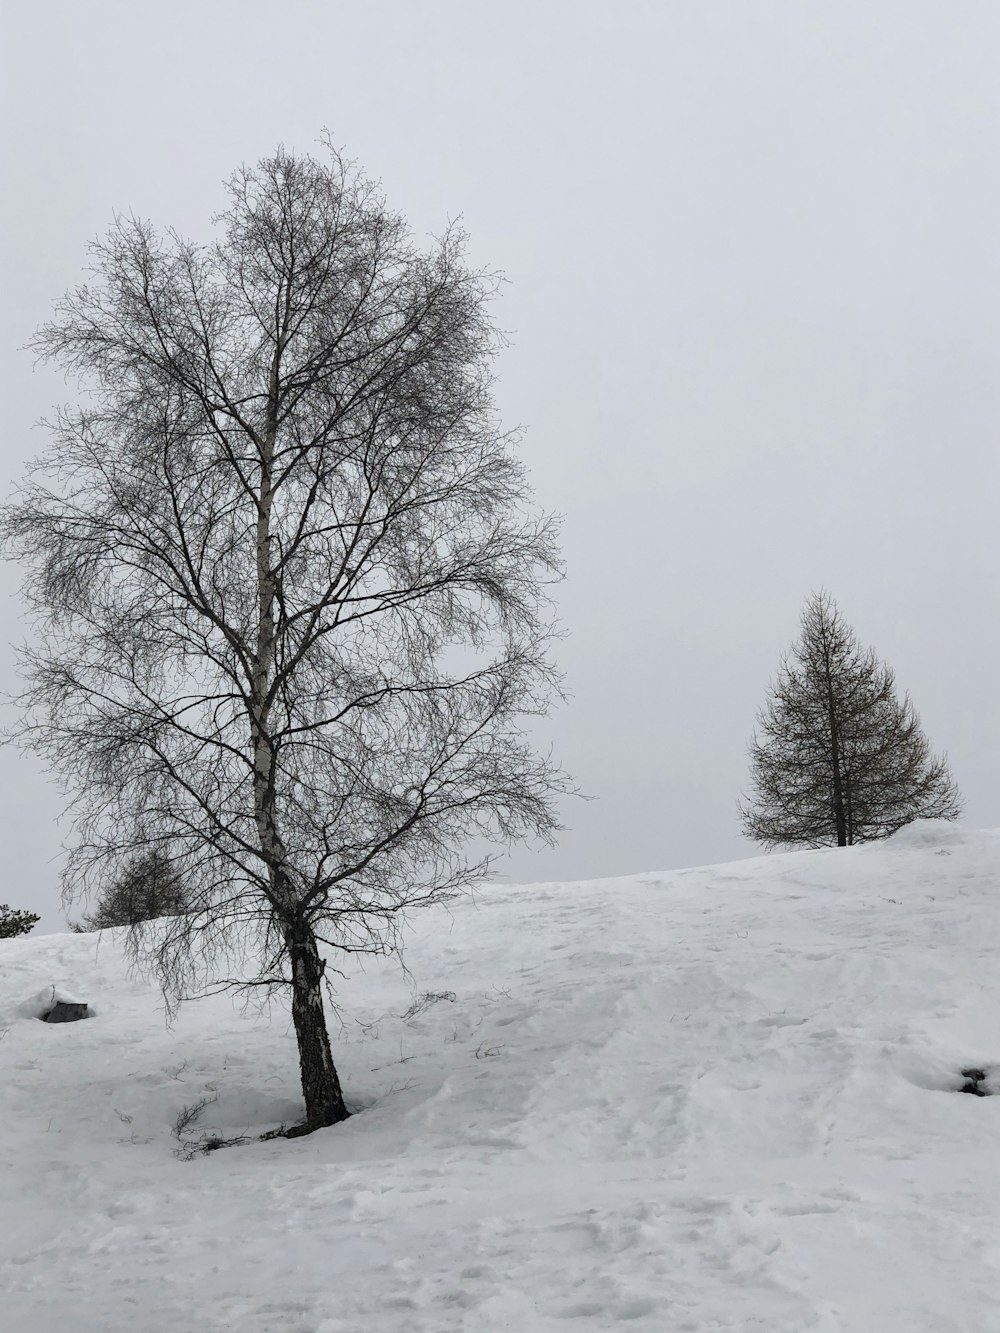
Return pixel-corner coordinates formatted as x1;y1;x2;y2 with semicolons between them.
1;820;999;1331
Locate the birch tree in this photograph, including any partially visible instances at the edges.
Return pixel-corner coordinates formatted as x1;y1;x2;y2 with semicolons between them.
742;592;960;849
2;146;566;1134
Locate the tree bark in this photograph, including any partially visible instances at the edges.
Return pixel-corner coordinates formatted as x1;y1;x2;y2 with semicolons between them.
285;921;350;1130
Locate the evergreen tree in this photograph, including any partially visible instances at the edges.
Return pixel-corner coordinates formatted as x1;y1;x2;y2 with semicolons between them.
742;592;960;848
75;850;189;930
0;905;40;939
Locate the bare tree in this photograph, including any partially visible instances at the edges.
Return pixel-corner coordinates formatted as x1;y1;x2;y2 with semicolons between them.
2;145;566;1134
742;591;960;849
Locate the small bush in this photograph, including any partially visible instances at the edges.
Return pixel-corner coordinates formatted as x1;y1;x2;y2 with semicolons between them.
0;904;40;939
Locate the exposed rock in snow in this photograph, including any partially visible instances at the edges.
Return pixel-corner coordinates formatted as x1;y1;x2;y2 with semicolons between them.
42;1000;89;1023
8;985;95;1025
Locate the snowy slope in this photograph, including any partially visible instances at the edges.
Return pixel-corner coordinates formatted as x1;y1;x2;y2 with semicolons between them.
2;822;1000;1333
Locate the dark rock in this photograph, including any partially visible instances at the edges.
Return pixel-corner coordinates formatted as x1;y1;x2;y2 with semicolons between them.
959;1066;990;1096
42;1001;89;1023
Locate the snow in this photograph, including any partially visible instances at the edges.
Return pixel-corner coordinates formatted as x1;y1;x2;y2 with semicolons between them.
2;821;1000;1331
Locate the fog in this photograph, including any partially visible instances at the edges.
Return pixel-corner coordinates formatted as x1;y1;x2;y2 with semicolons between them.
2;1;998;926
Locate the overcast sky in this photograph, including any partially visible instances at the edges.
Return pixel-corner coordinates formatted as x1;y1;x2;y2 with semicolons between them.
3;0;999;928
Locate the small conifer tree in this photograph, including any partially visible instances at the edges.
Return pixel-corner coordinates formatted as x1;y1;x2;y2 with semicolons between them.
0;904;40;939
76;849;189;930
742;592;960;848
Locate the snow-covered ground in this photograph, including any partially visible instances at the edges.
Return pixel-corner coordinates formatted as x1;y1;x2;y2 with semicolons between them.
2;822;999;1332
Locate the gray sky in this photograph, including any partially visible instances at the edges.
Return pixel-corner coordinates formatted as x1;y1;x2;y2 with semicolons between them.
3;1;999;927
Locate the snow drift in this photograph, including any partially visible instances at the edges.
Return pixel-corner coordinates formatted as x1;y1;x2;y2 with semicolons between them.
2;821;999;1331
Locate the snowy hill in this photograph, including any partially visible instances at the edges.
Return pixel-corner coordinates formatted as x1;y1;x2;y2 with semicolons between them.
2;823;999;1332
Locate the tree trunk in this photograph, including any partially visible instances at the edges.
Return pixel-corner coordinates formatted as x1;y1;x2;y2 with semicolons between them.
830;746;848;847
285;921;350;1131
253;348;350;1134
844;771;854;846
821;645;849;847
